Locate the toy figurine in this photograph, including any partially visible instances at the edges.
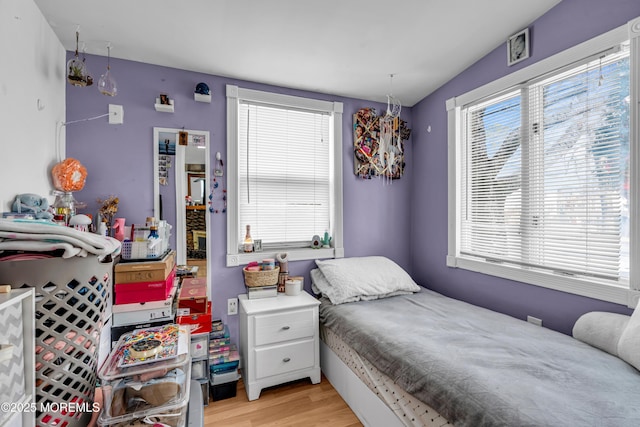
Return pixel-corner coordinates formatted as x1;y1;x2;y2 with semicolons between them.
12;193;53;220
321;231;332;248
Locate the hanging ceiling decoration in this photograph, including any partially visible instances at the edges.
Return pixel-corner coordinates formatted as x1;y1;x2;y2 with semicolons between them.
66;29;91;87
98;43;117;96
385;74;402;118
353;74;412;181
82;44;93;86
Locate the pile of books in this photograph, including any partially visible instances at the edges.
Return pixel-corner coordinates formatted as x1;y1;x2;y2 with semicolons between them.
209;320;239;374
209;319;240;401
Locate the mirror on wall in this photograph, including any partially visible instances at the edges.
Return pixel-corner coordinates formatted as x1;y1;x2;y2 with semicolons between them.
153;127;210;277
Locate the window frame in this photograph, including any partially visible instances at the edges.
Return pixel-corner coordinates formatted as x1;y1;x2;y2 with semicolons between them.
447;18;640;307
226;84;344;266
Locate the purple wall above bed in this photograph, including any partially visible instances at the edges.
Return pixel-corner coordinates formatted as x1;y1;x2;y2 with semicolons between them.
65;56;414;340
410;0;640;335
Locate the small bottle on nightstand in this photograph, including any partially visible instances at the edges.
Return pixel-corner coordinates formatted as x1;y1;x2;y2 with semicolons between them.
243;224;254;253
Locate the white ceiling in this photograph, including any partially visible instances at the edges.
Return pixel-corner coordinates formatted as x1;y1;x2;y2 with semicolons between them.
34;0;561;107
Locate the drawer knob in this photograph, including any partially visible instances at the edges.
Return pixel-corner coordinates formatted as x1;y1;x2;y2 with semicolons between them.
281;326;290;330
283;357;291;363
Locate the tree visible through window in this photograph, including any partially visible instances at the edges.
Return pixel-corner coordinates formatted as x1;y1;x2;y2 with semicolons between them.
461;48;630;282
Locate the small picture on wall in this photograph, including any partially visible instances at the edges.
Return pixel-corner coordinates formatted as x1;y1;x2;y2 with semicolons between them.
507;28;529;66
192;134;205;147
160;93;170;105
160;155;172;168
179;131;188;146
158;132;176;155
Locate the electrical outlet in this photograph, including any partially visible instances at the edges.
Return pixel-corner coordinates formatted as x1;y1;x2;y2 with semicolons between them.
527;315;543;327
227;298;238;315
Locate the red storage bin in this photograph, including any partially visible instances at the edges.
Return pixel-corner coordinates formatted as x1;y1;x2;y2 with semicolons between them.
178;277;208;315
115;267;176;304
177;302;212;335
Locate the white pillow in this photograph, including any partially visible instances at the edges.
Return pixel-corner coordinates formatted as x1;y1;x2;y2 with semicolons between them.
313;256;420;304
618;305;640;370
572;311;630;356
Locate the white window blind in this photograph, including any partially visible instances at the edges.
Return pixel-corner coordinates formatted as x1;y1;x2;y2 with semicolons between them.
460;46;630;284
238;102;331;249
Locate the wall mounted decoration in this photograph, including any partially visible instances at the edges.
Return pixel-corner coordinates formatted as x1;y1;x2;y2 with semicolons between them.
155;94;175;112
353;107;411;180
179;131;188;146
507;28;529;66
194;82;211;103
157;131;176;186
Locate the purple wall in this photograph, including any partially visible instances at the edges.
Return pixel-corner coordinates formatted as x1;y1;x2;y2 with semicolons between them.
65;57;413;340
410;0;640;335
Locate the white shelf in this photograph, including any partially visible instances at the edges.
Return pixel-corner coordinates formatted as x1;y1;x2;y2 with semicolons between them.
194;93;211;103
155;98;175;113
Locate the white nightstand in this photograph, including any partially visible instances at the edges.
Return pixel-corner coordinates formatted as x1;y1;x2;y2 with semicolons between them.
239;291;321;400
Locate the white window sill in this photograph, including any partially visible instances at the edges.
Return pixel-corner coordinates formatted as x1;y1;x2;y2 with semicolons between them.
447;255;638;308
227;246;344;267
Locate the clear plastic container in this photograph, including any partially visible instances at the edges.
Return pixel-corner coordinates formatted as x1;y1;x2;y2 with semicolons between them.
98;325;191;427
190;333;209;359
98;398;188;427
53;191;77;226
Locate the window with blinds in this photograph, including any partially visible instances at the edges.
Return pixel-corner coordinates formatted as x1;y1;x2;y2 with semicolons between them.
226;84;344;265
459;45;630;287
238;102;331;248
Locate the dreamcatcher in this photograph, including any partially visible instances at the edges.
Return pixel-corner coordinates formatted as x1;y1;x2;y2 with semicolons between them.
379;74;403;183
385;76;402;119
352;74;411;180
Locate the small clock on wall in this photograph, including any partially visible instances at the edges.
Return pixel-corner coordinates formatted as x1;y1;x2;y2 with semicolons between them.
311;235;322;249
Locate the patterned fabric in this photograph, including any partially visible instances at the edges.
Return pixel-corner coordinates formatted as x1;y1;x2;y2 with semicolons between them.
0;300;25;425
321;326;451;427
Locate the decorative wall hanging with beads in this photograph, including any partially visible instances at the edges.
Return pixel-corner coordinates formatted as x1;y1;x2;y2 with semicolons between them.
209;153;227;214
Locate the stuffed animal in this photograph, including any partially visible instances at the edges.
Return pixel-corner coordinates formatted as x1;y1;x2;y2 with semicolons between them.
12;193;53;220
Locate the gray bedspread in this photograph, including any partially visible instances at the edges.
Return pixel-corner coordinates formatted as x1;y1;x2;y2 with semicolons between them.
319;289;640;426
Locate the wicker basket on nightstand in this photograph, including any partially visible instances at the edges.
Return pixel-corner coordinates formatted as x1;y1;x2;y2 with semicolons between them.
243;266;280;287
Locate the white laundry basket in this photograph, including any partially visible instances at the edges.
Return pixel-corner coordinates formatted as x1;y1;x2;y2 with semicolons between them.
0;255;113;427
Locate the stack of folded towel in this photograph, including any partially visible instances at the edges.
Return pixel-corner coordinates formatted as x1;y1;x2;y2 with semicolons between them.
0;218;121;259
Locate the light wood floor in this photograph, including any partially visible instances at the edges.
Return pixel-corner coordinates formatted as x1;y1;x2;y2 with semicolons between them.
203;374;363;427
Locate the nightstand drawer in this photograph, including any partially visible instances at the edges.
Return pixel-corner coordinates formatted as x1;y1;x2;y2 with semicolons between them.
255;339;315;379
254;308;315;346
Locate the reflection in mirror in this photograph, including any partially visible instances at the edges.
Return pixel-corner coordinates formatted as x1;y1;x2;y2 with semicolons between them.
153;128;210;278
188;173;206;204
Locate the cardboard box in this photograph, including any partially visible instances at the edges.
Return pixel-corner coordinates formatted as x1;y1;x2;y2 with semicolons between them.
177;302;212;335
114;250;175;283
112;282;177;313
114;268;176;304
112;285;177;326
178;277;208;315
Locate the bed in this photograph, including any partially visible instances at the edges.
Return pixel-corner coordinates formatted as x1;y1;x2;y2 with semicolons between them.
311;256;640;427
